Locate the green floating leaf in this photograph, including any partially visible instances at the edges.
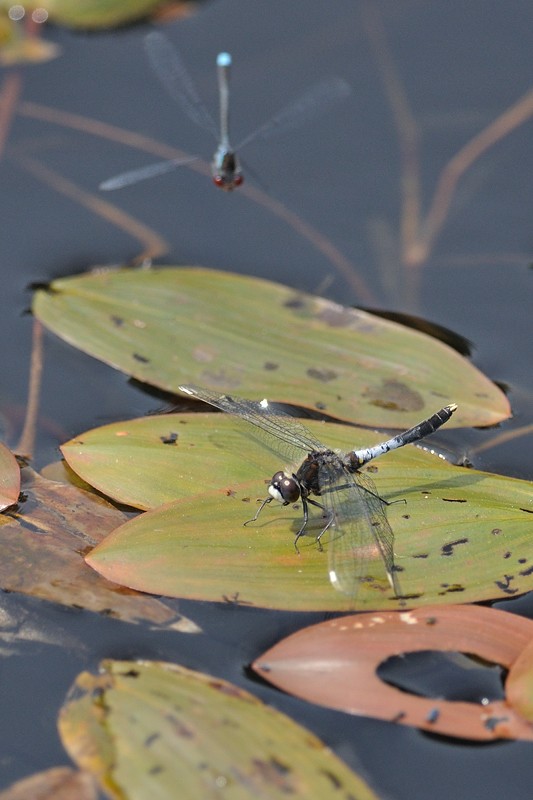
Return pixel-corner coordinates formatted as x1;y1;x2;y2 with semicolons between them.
0;442;20;511
252;605;533;742
82;415;533;611
58;660;379;800
32;267;509;428
33;0;164;29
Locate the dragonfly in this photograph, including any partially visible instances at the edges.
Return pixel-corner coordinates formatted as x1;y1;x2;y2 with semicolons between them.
100;31;352;193
179;384;457;604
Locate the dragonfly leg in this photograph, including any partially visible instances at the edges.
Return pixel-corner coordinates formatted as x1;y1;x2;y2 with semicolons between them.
244;496;272;526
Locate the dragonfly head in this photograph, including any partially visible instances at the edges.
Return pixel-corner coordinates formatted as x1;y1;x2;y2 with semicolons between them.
212;148;243;190
268;471;300;505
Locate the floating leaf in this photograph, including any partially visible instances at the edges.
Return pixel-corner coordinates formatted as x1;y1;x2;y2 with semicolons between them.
30;0;165;29
0;767;97;800
58;659;379;800
32;267;509;428
0;442;20;510
0;467;180;626
252;605;533;741
83;415;533;610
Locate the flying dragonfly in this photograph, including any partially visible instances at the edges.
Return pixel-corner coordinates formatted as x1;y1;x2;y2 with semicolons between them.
179;384;457;604
100;31;352;193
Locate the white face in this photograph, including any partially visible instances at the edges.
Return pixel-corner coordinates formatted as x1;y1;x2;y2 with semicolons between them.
268;484;285;503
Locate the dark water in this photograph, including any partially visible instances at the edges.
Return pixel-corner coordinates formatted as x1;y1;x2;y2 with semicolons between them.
1;1;532;797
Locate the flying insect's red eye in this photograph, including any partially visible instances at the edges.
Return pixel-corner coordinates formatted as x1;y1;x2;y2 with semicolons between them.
213;176;225;187
233;174;244;186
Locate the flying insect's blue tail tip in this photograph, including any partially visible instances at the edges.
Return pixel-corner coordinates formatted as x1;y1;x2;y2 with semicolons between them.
217;52;232;67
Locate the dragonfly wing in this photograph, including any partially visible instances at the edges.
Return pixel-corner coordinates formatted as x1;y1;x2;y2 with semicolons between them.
179;384;325;462
99;156;199;191
144;32;219;140
237;76;351;150
320;464;402;603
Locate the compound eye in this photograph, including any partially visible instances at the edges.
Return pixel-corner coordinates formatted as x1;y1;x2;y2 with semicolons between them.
269;471;300;503
233;174;244;186
213;175;225;187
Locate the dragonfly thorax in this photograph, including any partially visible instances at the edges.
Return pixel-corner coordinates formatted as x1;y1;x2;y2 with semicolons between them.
268;471;300;504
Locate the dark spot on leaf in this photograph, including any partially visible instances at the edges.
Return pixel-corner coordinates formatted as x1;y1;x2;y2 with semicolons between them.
241;496;251;503
426;708;440;724
145;732;161;747
363;380;425;412
251;757;293;790
495;575;519;595
263;361;279;371
209;680;244;699
149;765;164;775
484;716;509;732
402;514;411;520
413;553;429;559
366;464;378;473
315;401;326;410
441;539;468;556
160;432;178;445
503;552;512;559
224;489;236;497
283;296;306;310
306;367;338;382
442;497;467;503
438;584;465;594
518;558;528;564
133;353;150;363
111;315;124;327
320;769;343;790
164;713;194;738
491;528;502;536
519;565;533;577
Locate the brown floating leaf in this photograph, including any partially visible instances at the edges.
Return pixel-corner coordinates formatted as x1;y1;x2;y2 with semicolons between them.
0;442;20;511
0;467;180;627
0;767;97;800
252;604;533;741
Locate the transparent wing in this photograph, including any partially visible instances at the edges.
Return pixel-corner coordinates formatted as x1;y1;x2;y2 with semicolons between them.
320;463;402;603
179;384;325;462
99;155;199;191
144;31;219;140
237;76;351;150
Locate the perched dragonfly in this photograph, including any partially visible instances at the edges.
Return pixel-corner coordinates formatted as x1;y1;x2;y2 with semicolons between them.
179;384;457;604
100;31;351;193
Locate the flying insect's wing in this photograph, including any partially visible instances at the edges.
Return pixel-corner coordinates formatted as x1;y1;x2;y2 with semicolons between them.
144;31;219;140
237;76;352;150
179;384;325;463
319;462;403;605
100;156;199;191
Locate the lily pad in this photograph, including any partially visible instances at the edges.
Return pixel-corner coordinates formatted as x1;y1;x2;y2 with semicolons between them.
32;267;509;428
0;466;181;626
251;605;533;742
0;767;97;800
58;659;379;800
28;0;165;29
82;415;533;611
0;442;20;510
